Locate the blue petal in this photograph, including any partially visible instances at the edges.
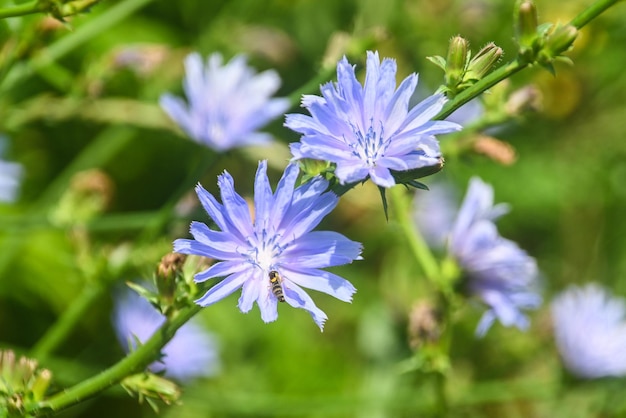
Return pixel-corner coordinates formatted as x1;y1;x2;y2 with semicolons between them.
257;285;279;323
188;221;242;255
336;56;363;117
195;272;248;307
280;193;338;240
217;171;254;238
334;160;370;184
269;163;299;227
383;74;417;133
174;237;237;261
194;260;249;283
399;94;447;133
195;183;230;233
238;275;262;313
369;165;396;188
281;267;357;302
281;231;362;268
283;282;328;331
253;161;273;233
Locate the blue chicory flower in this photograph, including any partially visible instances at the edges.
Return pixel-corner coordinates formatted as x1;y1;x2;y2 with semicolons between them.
160;52;290;151
285;50;461;188
113;288;219;381
449;177;540;336
552;283;626;379
174;161;362;331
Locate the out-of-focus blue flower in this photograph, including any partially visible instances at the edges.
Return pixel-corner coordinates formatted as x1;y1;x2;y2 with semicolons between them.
160;52;290;151
552;284;626;379
449;177;540;336
174;161;362;330
413;183;458;249
285;51;461;188
113;288;219;381
0;160;21;203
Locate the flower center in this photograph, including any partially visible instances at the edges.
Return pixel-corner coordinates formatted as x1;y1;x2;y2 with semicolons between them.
348;119;390;167
245;227;291;272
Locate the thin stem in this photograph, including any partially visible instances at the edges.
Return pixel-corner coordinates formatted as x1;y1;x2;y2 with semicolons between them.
30;283;105;360
388;186;440;281
0;1;44;19
434;0;622;120
27;304;202;415
1;0;155;91
569;0;621;29
434;60;527;121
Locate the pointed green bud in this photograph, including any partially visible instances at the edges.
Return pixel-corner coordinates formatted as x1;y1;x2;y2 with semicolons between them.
546;24;578;56
465;43;503;81
121;372;181;412
516;1;538;45
445;36;469;86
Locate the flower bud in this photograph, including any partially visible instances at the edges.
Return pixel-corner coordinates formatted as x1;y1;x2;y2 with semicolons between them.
121;372;181;411
516;1;538;46
0;350;53;413
156;253;187;303
465;42;503;81
546;24;578;56
445;36;469;86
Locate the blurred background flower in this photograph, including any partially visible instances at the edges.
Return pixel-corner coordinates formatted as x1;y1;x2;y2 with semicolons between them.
551;283;626;379
160;52;290;151
112;287;220;381
448;177;541;336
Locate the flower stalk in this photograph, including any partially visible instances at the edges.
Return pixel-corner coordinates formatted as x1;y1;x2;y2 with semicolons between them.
26;304;201;416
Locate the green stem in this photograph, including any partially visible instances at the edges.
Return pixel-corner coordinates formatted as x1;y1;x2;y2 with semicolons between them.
388;186;440;281
434;0;621;121
0;1;44;19
1;0;155;91
434;60;527;121
569;0;621;29
30;283;105;360
28;304;202;415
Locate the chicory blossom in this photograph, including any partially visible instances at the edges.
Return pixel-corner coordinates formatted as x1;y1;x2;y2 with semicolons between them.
285;50;461;188
113;288;219;381
174;161;362;330
552;284;626;379
160;52;290;151
449;177;540;336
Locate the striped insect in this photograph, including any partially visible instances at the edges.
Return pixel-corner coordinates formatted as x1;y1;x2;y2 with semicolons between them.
268;270;285;302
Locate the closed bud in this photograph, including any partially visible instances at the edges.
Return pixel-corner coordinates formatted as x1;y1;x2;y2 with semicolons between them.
445;36;469;86
121;372;181;412
546;24;578;56
465;43;503;81
516;1;538;45
156;253;187;303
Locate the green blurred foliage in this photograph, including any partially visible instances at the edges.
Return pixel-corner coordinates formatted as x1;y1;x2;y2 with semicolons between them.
0;0;625;416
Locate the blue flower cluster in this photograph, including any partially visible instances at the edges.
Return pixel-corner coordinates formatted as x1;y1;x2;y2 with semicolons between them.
156;49;548;343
